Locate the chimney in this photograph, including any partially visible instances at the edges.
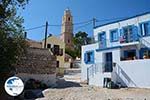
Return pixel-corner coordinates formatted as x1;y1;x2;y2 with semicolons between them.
24;32;27;39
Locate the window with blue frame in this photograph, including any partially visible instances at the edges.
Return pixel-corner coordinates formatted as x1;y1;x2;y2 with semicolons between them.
120;25;138;43
110;29;118;42
98;32;106;48
139;21;150;36
84;51;94;64
123;26;132;42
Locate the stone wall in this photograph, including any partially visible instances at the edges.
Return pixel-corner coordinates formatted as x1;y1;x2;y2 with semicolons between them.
15;47;57;86
15;47;57;74
27;39;42;48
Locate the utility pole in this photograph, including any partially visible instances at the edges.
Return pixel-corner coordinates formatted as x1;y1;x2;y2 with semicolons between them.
44;21;48;48
92;18;96;43
93;18;96;29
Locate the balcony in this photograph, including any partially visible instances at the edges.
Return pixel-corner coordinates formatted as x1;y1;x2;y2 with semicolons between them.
120;25;139;44
120;35;139;44
98;34;139;48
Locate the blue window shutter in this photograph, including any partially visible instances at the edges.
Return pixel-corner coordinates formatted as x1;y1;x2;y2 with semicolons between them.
98;33;100;41
84;53;87;63
110;29;119;42
98;33;102;41
103;32;106;47
132;25;138;41
90;52;93;62
110;31;113;42
140;21;150;36
91;51;94;63
98;33;101;48
148;22;150;35
98;32;106;48
120;28;123;37
84;51;94;64
115;30;118;41
120;28;124;42
138;24;142;37
117;30;119;40
142;23;146;36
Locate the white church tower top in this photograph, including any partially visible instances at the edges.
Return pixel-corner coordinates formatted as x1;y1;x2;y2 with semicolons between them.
64;8;71;15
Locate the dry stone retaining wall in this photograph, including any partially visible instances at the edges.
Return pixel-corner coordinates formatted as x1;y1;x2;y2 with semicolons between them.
15;47;57;86
15;47;56;74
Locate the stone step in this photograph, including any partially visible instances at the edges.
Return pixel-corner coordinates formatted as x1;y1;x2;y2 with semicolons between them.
64;68;81;75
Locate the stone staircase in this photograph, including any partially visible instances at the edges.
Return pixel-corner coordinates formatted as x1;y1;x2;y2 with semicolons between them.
63;68;81;83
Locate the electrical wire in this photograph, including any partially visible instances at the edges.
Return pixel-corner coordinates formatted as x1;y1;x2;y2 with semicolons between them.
25;25;45;31
24;16;131;32
73;19;93;25
75;21;92;30
25;19;93;31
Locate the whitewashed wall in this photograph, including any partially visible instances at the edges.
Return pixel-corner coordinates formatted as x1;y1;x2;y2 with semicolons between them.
89;48;120;86
88;72;104;87
81;13;150;88
81;43;98;81
81;41;121;85
94;13;150;48
112;59;150;88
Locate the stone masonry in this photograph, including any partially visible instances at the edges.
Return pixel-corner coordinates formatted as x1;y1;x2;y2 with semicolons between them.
15;47;57;74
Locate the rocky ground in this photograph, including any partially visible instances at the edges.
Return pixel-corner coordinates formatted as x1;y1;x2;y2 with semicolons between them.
36;68;150;100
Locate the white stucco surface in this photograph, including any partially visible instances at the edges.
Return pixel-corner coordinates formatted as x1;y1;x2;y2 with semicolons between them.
115;59;150;88
16;73;56;87
81;43;98;81
94;13;150;48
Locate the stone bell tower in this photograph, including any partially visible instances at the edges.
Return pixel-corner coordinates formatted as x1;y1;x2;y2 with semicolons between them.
60;8;74;50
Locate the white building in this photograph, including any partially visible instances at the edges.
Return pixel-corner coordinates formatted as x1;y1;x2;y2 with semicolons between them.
81;12;150;88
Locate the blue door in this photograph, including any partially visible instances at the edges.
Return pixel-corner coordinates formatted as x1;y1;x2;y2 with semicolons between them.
105;52;113;72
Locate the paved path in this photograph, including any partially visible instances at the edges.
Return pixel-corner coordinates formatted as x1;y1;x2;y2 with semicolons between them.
36;68;150;100
37;86;150;100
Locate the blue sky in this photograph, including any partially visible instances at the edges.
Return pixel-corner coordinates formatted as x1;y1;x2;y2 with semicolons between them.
20;0;150;41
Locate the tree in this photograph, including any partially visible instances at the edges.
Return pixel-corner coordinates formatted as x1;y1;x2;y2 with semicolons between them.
0;0;29;72
65;48;77;59
73;31;92;57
